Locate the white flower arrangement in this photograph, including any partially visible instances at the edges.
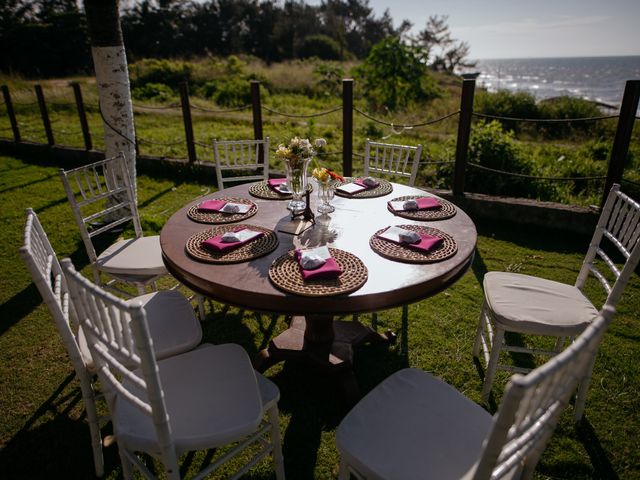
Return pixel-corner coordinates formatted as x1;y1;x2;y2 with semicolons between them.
276;137;327;168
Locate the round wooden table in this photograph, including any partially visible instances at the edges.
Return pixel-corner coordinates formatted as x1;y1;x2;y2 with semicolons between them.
160;181;477;399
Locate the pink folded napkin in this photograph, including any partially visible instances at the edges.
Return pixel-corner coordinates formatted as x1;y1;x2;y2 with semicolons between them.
267;178;290;194
405;234;443;252
201;229;264;253
354;178;379;189
295;249;343;280
377;227;443;253
198;199;227;212
388;197;441;212
415;197;441;210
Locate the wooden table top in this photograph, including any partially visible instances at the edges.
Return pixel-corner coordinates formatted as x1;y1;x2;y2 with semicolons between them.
160;181;477;316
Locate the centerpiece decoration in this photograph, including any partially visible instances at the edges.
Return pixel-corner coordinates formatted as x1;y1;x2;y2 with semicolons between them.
276;137;327;212
312;165;344;214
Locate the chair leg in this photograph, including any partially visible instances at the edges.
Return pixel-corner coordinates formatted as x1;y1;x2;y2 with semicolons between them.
196;295;206;320
472;318;483;358
371;312;377;330
338;457;351;480
481;326;505;404
473;301;489;358
401;304;409;355
136;284;146;296
267;405;286;480
118;445;135;480
553;336;566;353
77;372;104;477
85;396;105;477
573;351;598;423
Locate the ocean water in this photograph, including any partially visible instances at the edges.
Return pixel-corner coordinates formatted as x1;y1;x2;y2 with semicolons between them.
469;56;640;110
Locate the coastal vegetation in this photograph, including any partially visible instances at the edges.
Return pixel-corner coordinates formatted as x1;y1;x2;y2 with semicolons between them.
2;53;638;207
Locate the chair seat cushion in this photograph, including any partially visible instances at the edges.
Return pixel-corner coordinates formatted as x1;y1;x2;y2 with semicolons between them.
78;290;202;369
484;272;599;336
337;368;493;480
96;236;166;276
114;344;264;455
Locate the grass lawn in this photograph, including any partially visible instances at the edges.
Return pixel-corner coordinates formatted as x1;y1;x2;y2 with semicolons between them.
0;152;638;479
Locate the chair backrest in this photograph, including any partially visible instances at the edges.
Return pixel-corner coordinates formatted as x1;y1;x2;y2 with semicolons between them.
214;137;270;189
61;258;180;475
363;139;423;186
21;208;107;477
19;208;87;370
473;304;615;480
576;184;640;307
59;153;142;264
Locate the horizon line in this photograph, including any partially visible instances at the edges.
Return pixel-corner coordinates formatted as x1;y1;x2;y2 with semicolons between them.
472;54;640;61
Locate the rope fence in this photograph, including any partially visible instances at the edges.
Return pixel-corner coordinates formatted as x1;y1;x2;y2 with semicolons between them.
132;102;181;111
0;78;638;207
137;136;185;147
467;162;606;181
354;108;460;128
11;101;40;107
472;112;619;123
263;105;342;118
189;103;251;113
48;102;77;108
622;177;640;187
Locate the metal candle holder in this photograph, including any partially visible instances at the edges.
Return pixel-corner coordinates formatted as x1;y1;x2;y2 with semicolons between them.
290;189;315;225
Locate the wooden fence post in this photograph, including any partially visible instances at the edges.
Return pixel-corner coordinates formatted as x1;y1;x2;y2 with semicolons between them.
251;81;263;140
179;81;197;163
34;85;54;146
453;79;476;195
1;85;20;143
250;80;265;164
342;79;353;177
71;83;92;151
603;79;640;205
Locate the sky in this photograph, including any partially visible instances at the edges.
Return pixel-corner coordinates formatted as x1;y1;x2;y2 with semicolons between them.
340;0;640;60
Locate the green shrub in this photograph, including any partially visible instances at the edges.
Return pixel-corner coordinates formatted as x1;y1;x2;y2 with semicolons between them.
131;82;174;102
474;90;538;133
130;58;193;89
313;62;345;97
299;35;343;60
202;78;252;107
355;37;441;110
465;120;544;197
537;96;603;138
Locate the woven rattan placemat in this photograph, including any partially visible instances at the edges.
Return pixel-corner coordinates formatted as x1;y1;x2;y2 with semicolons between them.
248;181;313;200
187;197;257;224
369;225;457;264
335;178;393;198
386;195;457;221
268;248;368;297
185;224;278;263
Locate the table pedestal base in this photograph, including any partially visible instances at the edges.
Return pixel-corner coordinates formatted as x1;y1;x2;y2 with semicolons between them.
255;315;393;404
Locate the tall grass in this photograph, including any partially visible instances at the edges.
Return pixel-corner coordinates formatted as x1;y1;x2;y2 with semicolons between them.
1;59;639;206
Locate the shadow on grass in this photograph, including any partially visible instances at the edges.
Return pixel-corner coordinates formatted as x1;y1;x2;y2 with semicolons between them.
0;173;57;196
0;372;120;479
476;217;590;255
0;282;41;337
575;417;620;480
138;184;177;210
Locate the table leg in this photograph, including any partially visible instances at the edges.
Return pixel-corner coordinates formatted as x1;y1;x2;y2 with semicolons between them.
254;314;393;403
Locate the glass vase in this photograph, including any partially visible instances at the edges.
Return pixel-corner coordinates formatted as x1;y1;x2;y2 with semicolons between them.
284;157;311;212
317;179;336;214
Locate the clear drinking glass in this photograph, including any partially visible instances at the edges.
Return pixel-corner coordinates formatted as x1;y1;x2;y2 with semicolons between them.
284;157;311;212
317;179;336;214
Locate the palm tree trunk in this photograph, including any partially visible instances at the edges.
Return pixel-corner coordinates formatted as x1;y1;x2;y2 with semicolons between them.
84;0;136;195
